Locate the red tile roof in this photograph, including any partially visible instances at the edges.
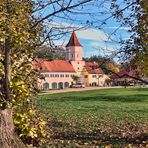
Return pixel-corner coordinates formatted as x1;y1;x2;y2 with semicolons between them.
66;31;82;47
84;62;104;74
87;68;104;74
33;59;75;73
110;69;137;79
85;62;99;67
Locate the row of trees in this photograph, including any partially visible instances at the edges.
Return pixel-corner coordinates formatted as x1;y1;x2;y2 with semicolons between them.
36;45;66;60
0;0;147;147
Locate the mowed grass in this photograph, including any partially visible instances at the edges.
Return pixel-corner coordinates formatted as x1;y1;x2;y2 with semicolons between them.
37;88;148;130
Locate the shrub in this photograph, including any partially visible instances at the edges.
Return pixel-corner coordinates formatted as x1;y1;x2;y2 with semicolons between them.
13;100;50;147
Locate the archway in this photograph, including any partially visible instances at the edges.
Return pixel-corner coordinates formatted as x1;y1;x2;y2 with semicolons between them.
43;82;49;90
92;82;97;86
58;82;63;89
64;82;69;88
52;82;57;89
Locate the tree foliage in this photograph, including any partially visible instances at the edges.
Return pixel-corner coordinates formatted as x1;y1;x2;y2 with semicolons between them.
84;55;119;74
0;0;147;146
0;0;42;147
36;45;66;60
0;0;40;109
110;0;148;76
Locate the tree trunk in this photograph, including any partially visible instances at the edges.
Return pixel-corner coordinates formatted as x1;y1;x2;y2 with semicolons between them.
4;36;11;102
3;0;12;102
0;109;26;148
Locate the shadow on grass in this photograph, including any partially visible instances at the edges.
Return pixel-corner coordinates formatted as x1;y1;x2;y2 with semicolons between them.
50;120;148;145
53;131;147;145
47;94;148;103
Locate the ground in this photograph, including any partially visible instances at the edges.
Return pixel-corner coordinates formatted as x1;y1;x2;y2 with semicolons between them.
43;86;122;94
37;88;148;147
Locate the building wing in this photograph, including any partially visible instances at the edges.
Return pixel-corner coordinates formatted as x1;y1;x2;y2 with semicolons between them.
33;59;76;73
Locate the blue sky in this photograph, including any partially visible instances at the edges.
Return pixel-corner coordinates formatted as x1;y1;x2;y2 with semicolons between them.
34;0;132;59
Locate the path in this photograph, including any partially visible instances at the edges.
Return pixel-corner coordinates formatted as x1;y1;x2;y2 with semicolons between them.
41;86;122;94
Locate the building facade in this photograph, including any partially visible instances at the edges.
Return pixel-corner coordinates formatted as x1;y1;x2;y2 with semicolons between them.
66;32;110;87
34;32;110;90
33;59;76;90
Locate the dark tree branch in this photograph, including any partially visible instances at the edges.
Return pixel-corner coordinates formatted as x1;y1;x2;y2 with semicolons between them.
31;0;91;28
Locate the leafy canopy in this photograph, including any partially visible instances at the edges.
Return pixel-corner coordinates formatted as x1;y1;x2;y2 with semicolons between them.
0;0;40;108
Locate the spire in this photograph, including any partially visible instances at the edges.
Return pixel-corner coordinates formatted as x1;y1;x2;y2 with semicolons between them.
66;31;82;47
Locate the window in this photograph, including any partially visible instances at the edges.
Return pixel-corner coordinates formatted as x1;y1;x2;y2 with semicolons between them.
84;75;88;78
71;74;74;77
77;62;79;64
55;74;59;77
66;74;69;77
92;82;97;86
78;67;79;70
77;54;79;58
51;74;55;77
92;75;97;78
44;74;49;77
60;74;64;77
99;74;103;77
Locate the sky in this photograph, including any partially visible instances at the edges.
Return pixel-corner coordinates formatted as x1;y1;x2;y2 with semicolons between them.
52;24;131;58
34;0;132;59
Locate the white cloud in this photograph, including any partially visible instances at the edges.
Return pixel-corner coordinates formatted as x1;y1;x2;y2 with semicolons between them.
76;29;109;42
89;41;117;53
46;21;109;42
105;26;131;31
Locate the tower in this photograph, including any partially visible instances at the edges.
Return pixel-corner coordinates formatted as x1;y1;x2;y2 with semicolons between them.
66;31;85;77
66;31;83;61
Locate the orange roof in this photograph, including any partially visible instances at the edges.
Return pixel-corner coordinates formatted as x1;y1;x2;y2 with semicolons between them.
86;68;104;74
110;69;137;79
84;62;104;74
66;31;82;47
85;62;99;67
33;59;75;73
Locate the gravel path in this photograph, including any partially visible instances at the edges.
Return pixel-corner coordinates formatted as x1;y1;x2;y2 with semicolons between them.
41;86;123;94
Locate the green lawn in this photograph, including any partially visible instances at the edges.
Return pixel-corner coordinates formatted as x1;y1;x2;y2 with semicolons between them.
37;88;148;145
37;88;148;148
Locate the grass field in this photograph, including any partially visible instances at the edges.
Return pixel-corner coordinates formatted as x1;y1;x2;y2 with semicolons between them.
37;88;148;146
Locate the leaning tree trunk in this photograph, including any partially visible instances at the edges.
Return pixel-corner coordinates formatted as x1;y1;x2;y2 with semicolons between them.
0;109;26;148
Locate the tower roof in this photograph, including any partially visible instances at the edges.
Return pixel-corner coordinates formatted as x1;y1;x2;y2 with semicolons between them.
66;31;82;47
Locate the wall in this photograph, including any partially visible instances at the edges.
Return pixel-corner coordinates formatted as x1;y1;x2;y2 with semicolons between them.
71;61;85;76
98;74;110;86
66;46;83;61
88;74;99;86
86;74;110;86
39;72;76;90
